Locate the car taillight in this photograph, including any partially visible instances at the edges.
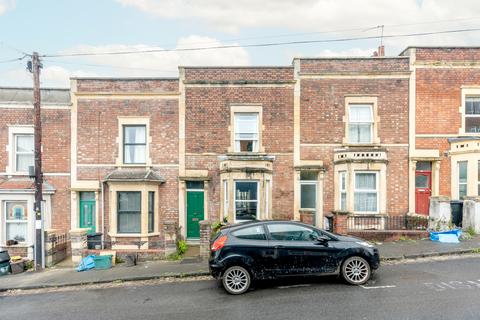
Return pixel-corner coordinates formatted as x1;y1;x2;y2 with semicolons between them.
211;235;228;252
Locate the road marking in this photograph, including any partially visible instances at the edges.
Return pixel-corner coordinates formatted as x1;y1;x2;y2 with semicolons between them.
360;285;397;289
277;284;312;289
424;280;480;291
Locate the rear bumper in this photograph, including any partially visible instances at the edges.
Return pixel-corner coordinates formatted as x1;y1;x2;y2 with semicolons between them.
209;261;224;279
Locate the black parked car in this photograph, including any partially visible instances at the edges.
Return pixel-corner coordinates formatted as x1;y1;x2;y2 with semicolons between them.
209;220;380;295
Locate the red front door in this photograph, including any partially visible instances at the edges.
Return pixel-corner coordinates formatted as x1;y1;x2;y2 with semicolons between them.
415;171;431;215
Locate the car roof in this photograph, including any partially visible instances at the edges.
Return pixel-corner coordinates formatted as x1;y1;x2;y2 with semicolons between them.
221;220;338;239
222;220;312;231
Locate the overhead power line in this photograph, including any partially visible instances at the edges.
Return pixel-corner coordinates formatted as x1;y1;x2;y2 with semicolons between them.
42;59;177;73
0;55;28;64
101;16;480;50
42;27;480;58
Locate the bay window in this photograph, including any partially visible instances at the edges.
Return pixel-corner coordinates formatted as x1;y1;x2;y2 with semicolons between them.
117;191;141;233
223;180;229;220
354;172;378;213
235;181;258;221
339;171;347;211
458;161;467;199
5;201;28;243
148;191;154;233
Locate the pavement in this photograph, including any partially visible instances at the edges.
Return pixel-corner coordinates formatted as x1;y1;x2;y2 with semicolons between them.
0;235;479;292
2;256;480;320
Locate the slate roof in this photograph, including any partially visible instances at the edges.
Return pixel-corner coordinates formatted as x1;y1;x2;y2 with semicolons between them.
0;87;70;105
104;169;165;183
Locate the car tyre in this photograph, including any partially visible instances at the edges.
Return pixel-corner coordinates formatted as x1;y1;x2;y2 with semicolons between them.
341;256;371;285
222;265;251;295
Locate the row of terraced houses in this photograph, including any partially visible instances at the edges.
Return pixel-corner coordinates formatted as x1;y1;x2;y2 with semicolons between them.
1;46;480;259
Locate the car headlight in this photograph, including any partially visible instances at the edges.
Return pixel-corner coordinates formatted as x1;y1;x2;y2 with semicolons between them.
356;241;374;248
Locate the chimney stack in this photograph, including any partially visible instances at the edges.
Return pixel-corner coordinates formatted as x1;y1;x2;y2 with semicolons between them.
373;45;385;57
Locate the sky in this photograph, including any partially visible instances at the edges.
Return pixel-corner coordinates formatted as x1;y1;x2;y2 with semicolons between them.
1;0;480;88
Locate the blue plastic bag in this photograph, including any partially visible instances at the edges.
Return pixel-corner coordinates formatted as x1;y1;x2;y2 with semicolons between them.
76;255;96;272
430;229;462;242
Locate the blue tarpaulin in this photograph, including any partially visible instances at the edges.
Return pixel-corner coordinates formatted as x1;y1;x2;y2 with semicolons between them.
76;255;96;272
430;229;462;243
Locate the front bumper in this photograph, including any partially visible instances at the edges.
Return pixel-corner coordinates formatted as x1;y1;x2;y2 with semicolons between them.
370;248;380;269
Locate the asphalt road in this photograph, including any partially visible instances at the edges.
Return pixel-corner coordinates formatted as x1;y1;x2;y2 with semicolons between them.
2;256;480;320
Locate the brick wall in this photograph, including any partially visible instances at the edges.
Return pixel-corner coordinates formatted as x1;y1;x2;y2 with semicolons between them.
184;67;294;83
0;107;71;233
414;48;480;198
299;58;409;73
184;67;295;221
75;78;179;93
299;58;410;216
76;98;178;168
300;78;409;144
416;69;480;134
75;79;180;253
415;48;480;61
185;86;294;154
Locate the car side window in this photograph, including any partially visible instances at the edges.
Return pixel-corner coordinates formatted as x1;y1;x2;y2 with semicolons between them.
232;225;267;240
267;224;319;241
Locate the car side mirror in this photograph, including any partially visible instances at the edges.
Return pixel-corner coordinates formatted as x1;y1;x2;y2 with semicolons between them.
315;235;329;246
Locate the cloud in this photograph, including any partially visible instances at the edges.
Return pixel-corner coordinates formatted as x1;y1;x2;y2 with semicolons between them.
0;36;249;87
0;65;96;88
316;48;377;57
0;0;14;15
59;35;249;77
115;0;480;33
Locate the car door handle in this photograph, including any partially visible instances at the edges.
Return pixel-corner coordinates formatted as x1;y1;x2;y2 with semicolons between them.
274;245;285;249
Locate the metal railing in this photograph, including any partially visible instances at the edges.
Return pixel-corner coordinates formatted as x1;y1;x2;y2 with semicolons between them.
347;215;428;231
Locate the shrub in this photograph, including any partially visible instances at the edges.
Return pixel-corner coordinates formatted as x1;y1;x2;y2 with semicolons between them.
177;239;188;256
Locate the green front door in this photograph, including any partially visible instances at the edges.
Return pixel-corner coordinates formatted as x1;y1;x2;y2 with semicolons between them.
79;192;96;235
187;191;204;239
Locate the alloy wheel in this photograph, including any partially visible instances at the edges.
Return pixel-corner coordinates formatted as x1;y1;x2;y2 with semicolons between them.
222;266;251;295
342;256;371;285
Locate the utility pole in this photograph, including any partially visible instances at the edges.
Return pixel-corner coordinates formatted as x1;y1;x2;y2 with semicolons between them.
29;52;44;270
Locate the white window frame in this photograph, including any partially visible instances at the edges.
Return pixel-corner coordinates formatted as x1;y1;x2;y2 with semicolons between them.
122;125;147;165
265;180;270;219
300;178;317;211
223;180;229;220
7;126;34;175
234;113;259;152
4;201;29;244
116;117;151;167
348;104;374;144
478;160;480;196
339;171;347;211
464;96;480;134
234;180;259;222
353;171;379;214
458;161;468;199
14;134;34;173
1;196;35;246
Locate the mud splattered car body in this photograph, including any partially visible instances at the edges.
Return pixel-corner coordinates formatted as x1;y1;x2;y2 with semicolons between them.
209;220;380;294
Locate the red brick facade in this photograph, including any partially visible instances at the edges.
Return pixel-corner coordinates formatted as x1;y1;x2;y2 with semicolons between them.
2;47;478;258
299;58;410;218
403;47;480;201
0;88;70;258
